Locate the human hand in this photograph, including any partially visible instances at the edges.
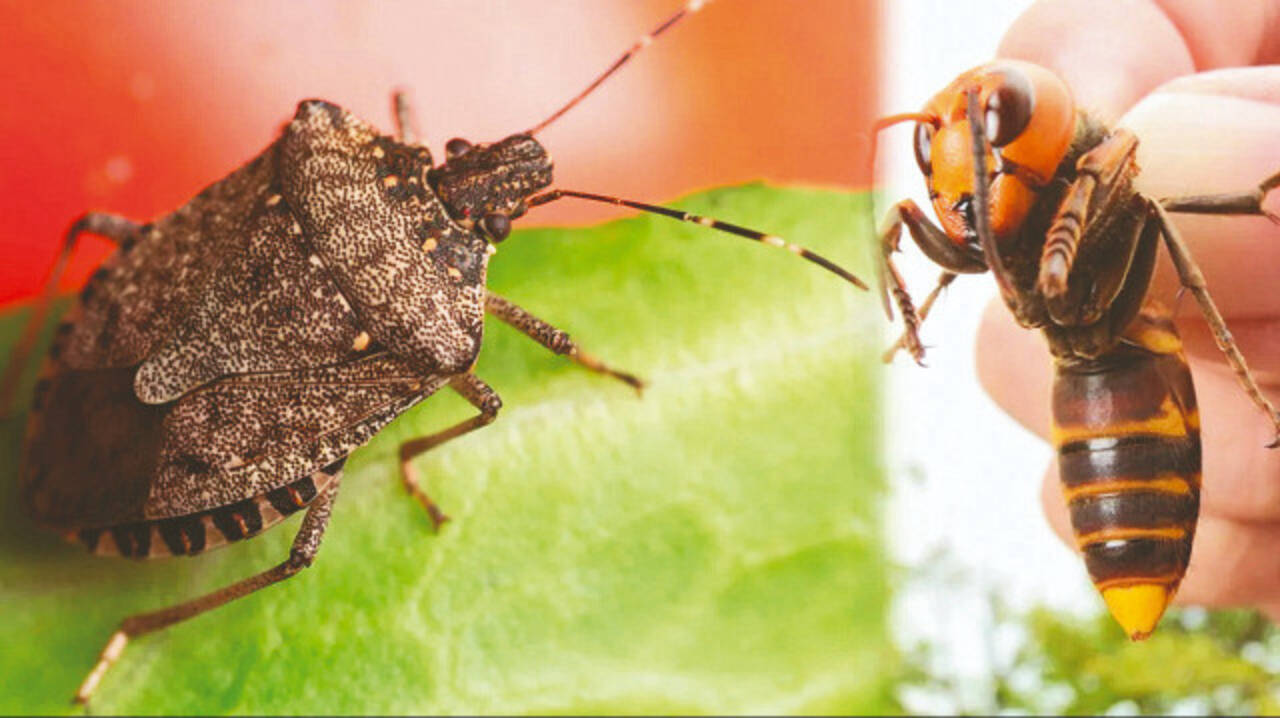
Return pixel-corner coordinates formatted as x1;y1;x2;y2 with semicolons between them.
977;0;1280;620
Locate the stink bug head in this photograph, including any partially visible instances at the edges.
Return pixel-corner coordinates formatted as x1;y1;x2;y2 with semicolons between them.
907;60;1077;247
408;0;870;290
431;133;552;240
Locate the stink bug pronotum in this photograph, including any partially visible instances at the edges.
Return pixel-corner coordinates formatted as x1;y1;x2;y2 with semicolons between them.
874;60;1280;639
1;1;869;703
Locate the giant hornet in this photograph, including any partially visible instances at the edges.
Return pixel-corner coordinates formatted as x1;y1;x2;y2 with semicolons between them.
875;60;1280;639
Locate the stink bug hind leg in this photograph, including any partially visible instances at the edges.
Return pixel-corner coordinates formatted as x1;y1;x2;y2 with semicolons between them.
74;468;343;706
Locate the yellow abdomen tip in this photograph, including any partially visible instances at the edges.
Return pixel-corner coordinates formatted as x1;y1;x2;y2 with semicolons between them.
1102;584;1172;640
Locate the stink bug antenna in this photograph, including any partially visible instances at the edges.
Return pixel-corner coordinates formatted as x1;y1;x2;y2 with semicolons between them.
525;0;711;136
526;189;869;289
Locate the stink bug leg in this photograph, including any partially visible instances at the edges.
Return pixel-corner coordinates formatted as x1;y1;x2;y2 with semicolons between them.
76;464;344;705
392;89;421;146
396;305;645;533
0;213;140;417
484;291;646;394
399;373;502;532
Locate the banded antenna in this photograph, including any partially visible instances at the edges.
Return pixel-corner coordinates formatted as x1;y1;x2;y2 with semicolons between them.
526;0;711;135
527;189;869;289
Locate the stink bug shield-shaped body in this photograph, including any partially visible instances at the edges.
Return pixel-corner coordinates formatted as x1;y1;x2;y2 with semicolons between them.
875;60;1280;640
2;1;868;704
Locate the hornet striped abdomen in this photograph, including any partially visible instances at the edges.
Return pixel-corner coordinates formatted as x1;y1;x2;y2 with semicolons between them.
1052;301;1199;638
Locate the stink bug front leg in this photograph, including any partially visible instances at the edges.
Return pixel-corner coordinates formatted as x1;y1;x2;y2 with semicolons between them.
398;296;645;530
485;291;645;394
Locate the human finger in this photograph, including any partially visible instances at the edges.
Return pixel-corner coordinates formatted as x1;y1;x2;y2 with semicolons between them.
1122;68;1280;326
997;0;1280;121
997;0;1194;121
974;299;1052;440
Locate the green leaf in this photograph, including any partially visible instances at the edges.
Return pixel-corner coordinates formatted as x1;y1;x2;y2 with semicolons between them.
0;185;893;715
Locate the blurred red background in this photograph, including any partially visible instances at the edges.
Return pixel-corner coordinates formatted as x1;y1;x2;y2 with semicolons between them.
0;0;879;307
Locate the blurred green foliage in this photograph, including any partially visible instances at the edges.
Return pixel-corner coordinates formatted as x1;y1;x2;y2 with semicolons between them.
1014;607;1279;714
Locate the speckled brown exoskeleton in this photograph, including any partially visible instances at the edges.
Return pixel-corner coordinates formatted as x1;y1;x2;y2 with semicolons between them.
0;1;868;704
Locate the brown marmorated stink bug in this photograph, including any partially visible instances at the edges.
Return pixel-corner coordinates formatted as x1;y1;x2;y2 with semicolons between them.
1;0;868;704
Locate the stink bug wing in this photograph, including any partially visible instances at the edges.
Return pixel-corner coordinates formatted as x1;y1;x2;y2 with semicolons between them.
27;100;497;530
22;353;446;528
133;191;367;404
64;148;279;370
280;100;491;376
145;352;445;519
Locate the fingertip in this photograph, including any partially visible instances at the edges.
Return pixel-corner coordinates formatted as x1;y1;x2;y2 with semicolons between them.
1175;514;1280;608
1039;460;1073;547
1124;75;1280;198
1121;75;1280;319
975;298;1053;439
997;0;1194;121
1146;66;1280;106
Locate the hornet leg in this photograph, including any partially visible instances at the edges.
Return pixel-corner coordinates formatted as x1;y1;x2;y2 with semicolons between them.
1152;201;1280;446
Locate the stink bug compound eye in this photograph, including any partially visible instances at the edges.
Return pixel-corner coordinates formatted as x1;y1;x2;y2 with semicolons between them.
873;59;1280;640
1;1;869;705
